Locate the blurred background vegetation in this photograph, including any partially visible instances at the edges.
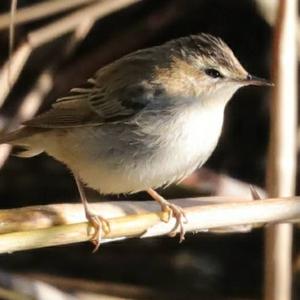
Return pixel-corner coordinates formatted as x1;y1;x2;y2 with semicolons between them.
0;1;298;299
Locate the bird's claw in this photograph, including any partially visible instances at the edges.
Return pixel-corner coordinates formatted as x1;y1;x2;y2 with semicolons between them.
161;203;188;243
86;214;110;252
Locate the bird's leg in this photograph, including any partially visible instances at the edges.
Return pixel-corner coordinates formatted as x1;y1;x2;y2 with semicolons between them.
73;173;110;251
147;188;187;242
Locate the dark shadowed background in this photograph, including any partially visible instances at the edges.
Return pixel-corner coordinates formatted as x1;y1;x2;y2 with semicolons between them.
0;1;299;299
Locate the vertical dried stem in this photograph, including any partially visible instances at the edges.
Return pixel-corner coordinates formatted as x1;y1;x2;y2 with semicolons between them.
8;0;17;86
265;1;298;300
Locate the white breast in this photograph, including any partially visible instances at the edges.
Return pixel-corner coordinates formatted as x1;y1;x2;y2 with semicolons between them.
44;102;224;194
136;102;224;187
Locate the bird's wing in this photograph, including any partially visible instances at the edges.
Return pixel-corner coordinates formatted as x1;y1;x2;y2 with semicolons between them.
24;54;161;129
23;83;156;128
23;95;103;128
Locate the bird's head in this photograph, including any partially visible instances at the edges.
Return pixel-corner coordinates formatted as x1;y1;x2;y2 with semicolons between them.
155;33;272;106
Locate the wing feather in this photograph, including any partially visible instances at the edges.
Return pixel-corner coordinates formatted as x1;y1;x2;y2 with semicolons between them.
23;99;103;128
24;48;165;128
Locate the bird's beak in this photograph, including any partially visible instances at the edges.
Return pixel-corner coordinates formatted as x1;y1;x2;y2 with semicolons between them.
244;74;274;86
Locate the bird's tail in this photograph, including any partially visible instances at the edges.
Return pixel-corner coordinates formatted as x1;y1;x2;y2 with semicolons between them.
0;127;46;157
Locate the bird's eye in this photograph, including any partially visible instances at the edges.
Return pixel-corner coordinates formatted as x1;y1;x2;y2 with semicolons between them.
205;68;223;79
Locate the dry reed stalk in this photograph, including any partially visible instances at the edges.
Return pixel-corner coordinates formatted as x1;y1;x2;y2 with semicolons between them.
264;0;298;299
0;197;300;253
0;197;249;234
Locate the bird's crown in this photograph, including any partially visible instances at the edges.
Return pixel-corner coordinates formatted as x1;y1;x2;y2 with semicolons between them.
164;33;248;80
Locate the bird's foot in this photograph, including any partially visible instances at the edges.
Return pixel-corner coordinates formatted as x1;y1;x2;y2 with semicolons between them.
161;202;188;243
86;213;110;252
73;173;110;251
147;188;188;242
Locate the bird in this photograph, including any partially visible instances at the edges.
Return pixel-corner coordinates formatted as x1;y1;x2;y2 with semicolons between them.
0;33;271;250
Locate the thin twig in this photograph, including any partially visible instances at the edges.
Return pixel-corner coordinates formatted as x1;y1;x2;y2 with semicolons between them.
8;0;17;88
0;197;300;253
27;0;140;48
0;0;96;30
0;42;32;108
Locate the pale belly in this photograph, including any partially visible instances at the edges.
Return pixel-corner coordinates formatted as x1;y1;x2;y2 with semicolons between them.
44;105;224;194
